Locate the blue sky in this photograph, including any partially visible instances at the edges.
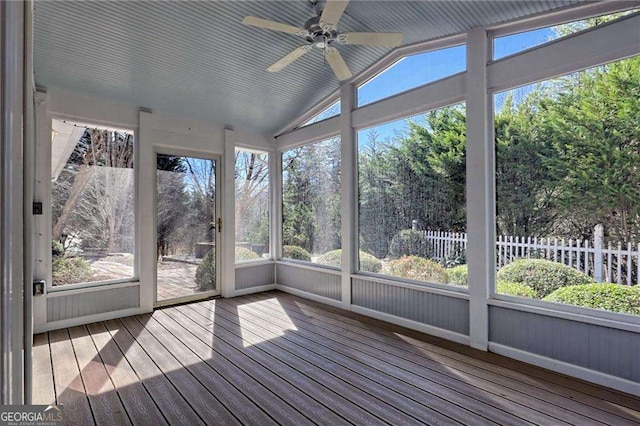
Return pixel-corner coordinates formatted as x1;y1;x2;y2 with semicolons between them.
354;26;556;143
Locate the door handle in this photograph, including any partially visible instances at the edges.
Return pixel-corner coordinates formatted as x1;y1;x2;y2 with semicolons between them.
217;217;222;233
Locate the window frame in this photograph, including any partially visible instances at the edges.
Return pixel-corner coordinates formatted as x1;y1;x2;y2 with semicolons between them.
354;102;469;292
488;54;640;326
48;117;140;293
275;5;640;331
279;136;343;269
356;43;468;108
234;147;273;265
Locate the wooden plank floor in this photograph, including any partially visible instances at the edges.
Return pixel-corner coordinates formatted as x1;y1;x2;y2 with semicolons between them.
33;291;640;426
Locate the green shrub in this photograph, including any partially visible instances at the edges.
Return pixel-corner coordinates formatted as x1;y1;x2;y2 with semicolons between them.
544;284;640;315
316;249;383;273
235;246;259;262
282;245;311;261
195;249;216;291
448;265;468;286
497;259;594;298
497;281;538;298
52;257;92;286
387;256;449;283
359;252;383;273
52;240;65;258
389;230;430;259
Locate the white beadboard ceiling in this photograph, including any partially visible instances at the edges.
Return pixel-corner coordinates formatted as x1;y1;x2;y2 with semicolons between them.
34;0;587;136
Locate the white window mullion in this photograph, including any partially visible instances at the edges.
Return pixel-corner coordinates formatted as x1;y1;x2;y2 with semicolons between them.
466;28;495;351
340;83;356;309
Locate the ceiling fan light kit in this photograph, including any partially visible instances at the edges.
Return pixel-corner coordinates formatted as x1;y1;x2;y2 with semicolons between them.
242;0;403;81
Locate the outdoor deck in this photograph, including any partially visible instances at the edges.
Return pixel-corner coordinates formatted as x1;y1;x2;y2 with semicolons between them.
32;291;640;425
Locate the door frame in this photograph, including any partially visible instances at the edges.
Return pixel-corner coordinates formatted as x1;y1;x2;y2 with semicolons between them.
153;148;222;307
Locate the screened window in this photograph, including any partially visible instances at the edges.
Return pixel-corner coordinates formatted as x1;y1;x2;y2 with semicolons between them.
281;137;341;266
357;45;466;107
235;149;270;262
493;9;638;60
357;104;467;286
494;56;640;317
51;119;135;287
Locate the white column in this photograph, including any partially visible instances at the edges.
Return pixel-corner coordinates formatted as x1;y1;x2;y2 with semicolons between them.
138;110;156;311
222;129;236;297
22;0;35;403
1;0;25;404
270;140;281;262
340;82;356;309
466;28;494;351
32;90;48;333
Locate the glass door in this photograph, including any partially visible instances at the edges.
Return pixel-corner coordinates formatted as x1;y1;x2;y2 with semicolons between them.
155;152;220;305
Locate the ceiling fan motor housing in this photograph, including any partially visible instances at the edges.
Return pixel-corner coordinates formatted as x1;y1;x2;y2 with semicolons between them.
303;16;338;47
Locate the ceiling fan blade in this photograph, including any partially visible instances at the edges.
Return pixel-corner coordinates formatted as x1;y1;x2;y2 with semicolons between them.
320;0;350;30
338;32;403;47
324;47;352;81
267;45;312;72
242;16;306;36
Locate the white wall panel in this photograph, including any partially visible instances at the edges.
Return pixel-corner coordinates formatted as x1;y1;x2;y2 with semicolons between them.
276;263;341;301
236;263;275;290
352;278;470;336
46;285;140;323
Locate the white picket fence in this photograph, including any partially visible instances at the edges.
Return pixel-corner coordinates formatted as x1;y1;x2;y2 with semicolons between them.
423;229;640;286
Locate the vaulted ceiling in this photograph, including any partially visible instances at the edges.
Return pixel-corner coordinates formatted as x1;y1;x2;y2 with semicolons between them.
34;0;587;135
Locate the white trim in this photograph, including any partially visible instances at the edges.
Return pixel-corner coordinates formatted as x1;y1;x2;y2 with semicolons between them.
275;92;341;137
350;305;470;346
47;281;139;297
46;88;138;131
34;307;149;334
276;260;342;276
273;149;282;260
465;28;494;352
489;297;640;333
275;115;340;150
234;260;275;269
487;0;640;38
154;145;223;161
1;1;26;403
33;90;51;299
352;72;466;131
340;82;355;310
233;284;277;297
488;343;640;397
47;278;138;294
488;12;640;93
274;284;345;309
137;110;154;312
351;274;469;300
223;129;235;298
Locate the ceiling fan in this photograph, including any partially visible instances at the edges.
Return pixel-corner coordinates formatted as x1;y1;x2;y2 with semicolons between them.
242;0;403;81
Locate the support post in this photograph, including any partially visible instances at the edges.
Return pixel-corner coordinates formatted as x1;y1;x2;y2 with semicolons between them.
1;0;26;404
594;224;604;282
138;109;155;311
340;82;356;309
22;0;35;404
466;28;494;351
222;129;236;297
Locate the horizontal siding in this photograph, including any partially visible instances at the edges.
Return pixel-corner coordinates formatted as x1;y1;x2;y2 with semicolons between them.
47;285;140;323
235;263;275;290
352;278;470;335
489;306;640;383
276;263;341;301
